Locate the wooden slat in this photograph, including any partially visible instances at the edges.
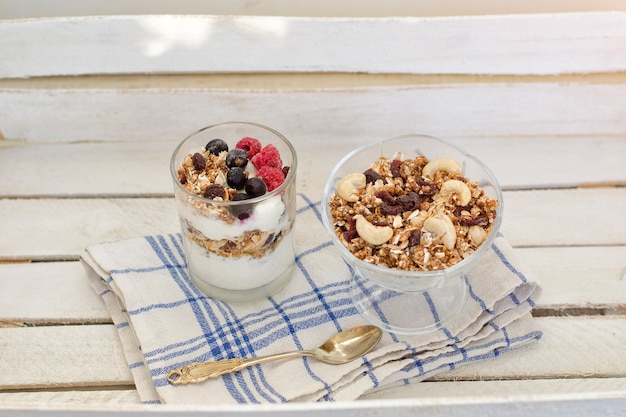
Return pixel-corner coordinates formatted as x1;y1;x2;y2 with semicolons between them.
1;317;624;391
0;325;133;390
0;188;623;260
516;246;626;312
2;83;626;143
3;0;625;20
0;198;179;260
2;13;626;78
0;390;141;406
0;262;109;324
2;245;624;324
0;137;624;198
2;377;626;407
441;316;626;381
501;188;626;247
362;377;626;400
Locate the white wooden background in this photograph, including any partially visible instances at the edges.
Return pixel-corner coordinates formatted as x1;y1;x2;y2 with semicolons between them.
0;7;625;417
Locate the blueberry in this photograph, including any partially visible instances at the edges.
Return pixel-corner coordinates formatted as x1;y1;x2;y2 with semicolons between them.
226;167;248;190
226;148;248;168
205;139;228;156
231;192;251;202
230;192;253;220
245;177;267;197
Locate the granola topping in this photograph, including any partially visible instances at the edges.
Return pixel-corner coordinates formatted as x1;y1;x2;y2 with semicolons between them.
328;154;498;271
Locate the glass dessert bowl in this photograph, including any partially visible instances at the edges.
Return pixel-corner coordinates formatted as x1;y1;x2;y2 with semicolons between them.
321;134;503;334
171;121;297;302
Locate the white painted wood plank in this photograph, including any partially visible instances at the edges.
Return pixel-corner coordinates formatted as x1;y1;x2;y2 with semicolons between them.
0;188;623;260
3;0;624;19
0;262;109;323
440;316;626;381
0;198;179;260
0;325;133;390
0;137;624;197
3;397;626;417
517;246;626;311
501;188;626;247
2;246;623;323
0;142;174;197
2;13;626;78
2;83;625;143
0;390;141;406
1;377;625;407
362;377;626;401
0;317;624;391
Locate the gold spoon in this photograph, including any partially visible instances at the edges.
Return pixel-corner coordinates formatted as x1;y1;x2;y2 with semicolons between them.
166;324;383;385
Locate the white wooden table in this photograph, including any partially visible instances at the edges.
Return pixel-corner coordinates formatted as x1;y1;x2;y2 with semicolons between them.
1;10;625;416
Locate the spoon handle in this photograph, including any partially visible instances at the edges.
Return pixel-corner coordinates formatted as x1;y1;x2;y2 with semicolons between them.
167;350;309;384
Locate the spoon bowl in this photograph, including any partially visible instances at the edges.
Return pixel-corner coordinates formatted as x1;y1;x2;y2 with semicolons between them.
312;325;383;364
167;325;383;384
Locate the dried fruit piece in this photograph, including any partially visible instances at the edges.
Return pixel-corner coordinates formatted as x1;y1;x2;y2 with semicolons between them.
390;159;402;177
396;191;420;212
191;153;206;171
204;184;226;200
363;168;383;184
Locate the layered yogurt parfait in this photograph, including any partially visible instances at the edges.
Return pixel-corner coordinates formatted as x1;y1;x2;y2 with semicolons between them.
171;122;297;302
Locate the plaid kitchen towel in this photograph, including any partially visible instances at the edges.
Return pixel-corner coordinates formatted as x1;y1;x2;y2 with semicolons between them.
81;193;542;405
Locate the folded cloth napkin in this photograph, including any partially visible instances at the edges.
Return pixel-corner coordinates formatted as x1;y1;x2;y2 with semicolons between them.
81;193;542;405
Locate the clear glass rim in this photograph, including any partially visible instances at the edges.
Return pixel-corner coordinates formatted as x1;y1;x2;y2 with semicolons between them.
170;121;298;206
321;133;504;281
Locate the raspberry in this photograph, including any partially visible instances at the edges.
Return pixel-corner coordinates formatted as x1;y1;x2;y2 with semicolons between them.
236;137;262;159
257;166;285;192
251;144;282;169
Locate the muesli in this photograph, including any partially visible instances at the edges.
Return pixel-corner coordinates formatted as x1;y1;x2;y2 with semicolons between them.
328;154;498;271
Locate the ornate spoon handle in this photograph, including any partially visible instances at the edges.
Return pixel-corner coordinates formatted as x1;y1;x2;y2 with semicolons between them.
167;350;309;384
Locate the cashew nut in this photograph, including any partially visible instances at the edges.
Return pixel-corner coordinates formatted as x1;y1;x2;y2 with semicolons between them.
422;157;462;179
423;215;457;249
468;225;487;246
440;179;472;206
354;215;394;246
337;172;367;202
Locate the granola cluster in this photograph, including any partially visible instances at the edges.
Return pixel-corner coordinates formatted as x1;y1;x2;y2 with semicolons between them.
183;218;283;259
328;154;498;271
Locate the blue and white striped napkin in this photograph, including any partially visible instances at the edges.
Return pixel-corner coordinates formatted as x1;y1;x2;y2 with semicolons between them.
81;193;542;405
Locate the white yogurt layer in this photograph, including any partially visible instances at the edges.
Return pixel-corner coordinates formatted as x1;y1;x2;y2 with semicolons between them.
179;195;286;240
186;232;295;290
